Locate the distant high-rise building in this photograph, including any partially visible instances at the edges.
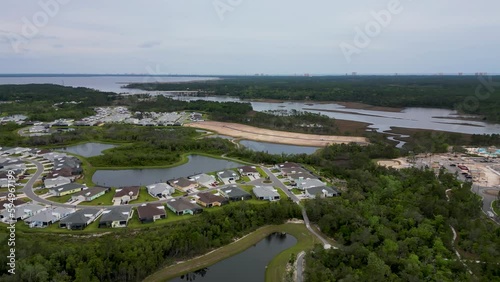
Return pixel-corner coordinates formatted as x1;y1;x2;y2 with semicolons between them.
352;72;357;76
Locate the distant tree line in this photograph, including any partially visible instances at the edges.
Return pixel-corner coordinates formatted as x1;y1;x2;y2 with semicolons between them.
126;76;500;123
0;84;117;121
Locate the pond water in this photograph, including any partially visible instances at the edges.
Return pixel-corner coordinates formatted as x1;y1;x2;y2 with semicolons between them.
57;142;116;157
92;155;242;187
239;140;320;155
0;75;217;93
169;233;297;282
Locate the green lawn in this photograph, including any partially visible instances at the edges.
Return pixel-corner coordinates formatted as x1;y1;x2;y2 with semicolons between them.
277;175;284;179
291;188;304;195
19;179;29;184
34;188;49;195
79;189;115;206
493;200;500;216
271;169;280;173
26;169;37;174
144;223;320;282
283;181;291;185
127;208;192;228
130;188;158;204
47;194;72;203
171;190;185;197
256;167;268;178
239;185;255;194
275;187;289;199
238;175;251;183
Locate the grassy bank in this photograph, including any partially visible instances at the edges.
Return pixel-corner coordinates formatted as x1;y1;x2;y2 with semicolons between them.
72;152;249;187
493;200;500;216
144;223;319;282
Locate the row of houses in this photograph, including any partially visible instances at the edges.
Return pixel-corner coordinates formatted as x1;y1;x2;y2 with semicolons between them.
275;162;341;198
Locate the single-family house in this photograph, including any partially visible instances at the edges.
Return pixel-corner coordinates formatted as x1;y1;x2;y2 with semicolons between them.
99;206;133;228
196;192;228;208
113;186;140;205
59;209;103;230
0;199;26;211
253;186;280;201
0;172;16;188
168;177;198;192
238;166;260;177
280;167;309;176
71;186;109;202
46;167;76;179
146;183;175;198
0;202;46;223
189;174;218;188
288;172;317;183
305;186;341;199
296;179;325;190
24;207;74;228
275;162;301;172
217;170;240;184
137;203;166;223
53;157;83;175
166;198;203;215
44;176;72;189
219;185;252;201
48;183;85;196
0;158;25;171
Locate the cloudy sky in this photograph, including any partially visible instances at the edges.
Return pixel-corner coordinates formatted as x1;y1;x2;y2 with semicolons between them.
1;0;499;75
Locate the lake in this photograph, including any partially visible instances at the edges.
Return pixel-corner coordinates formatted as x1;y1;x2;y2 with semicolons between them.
240;140;320;155
57;142;116;157
92;155;242;187
3;75;500;139
0;75;217;94
170;233;297;282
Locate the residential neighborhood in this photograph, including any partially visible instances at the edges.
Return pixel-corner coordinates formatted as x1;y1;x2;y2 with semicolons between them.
0;146;344;231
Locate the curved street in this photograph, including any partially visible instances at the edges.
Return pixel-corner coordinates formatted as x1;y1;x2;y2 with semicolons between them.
22;158;338;249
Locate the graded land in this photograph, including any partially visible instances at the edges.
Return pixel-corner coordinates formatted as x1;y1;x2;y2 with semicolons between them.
185;121;369;147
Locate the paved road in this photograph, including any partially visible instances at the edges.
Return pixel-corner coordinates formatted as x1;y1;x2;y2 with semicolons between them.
260;167;300;203
20;158;235;210
296;251;305;282
419;155;500;224
21;159;340;248
260;167;333;249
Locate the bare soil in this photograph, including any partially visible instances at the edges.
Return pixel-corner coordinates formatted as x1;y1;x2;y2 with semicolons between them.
185;121;369;146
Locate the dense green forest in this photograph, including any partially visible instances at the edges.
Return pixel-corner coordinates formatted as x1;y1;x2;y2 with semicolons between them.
126;76;500;123
0;200;301;282
0;84;116;121
0;124;234;167
303;168;500;281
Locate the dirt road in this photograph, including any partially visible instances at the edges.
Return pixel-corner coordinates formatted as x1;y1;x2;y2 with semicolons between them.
185;121;369;147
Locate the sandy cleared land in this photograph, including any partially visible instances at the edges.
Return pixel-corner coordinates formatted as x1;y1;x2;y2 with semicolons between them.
377;158;411;169
185;121;369;147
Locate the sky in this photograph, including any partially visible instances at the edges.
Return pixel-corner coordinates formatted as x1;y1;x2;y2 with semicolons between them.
1;0;499;75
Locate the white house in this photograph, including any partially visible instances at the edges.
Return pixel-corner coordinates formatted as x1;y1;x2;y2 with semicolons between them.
44;176;72;189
